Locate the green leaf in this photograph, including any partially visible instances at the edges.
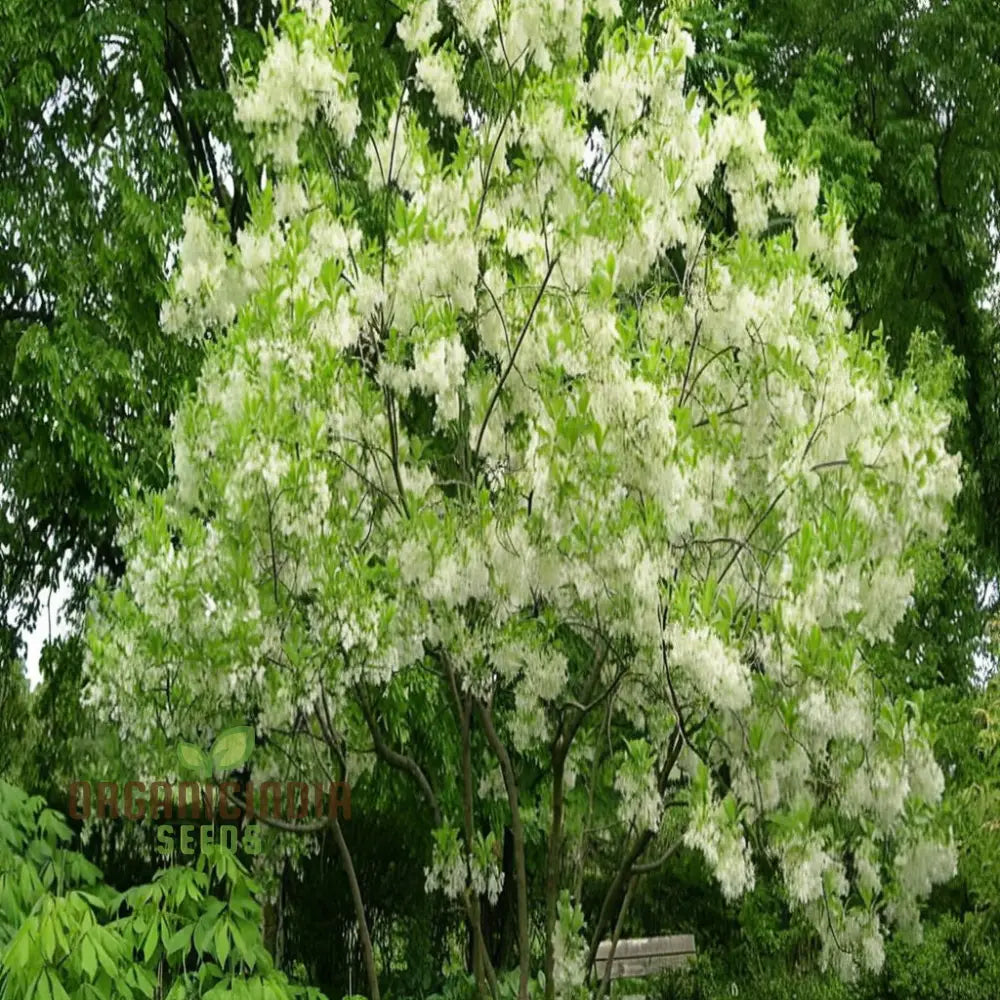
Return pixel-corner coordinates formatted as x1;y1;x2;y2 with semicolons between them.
40;917;56;961
141;919;160;962
228;918;255;967
135;968;157;999
165;923;195;958
214;918;231;966
34;970;52;1000
49;973;70;1000
80;937;98;980
194;903;223;954
210;726;255;773
93;935;118;978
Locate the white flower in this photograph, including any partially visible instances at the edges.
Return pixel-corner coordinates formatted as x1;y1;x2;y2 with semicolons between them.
666;623;752;713
895;838;957;898
779;835;835;905
397;0;441;51
297;0;331;23
415;50;465;122
445;0;492;41
684;788;755;900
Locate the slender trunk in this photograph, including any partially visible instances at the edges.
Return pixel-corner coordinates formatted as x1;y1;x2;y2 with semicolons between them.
543;742;567;1000
484;827;518;970
587;730;685;973
477;700;531;1000
446;662;499;1000
574;740;606;901
560;643;611;908
586;829;655;974
276;865;286;968
468;892;501;1000
460;696;488;1000
261;897;278;958
472;914;484;997
597;875;638;1000
331;817;381;1000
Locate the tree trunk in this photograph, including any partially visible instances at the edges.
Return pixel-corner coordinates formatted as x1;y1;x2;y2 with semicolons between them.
331;817;381;1000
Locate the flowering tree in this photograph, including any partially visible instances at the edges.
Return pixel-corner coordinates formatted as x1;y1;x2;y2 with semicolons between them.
86;0;963;995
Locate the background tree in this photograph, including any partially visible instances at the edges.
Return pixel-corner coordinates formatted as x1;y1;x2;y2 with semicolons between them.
0;0;406;794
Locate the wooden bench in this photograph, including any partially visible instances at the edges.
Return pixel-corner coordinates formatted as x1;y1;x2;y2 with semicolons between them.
595;934;697;982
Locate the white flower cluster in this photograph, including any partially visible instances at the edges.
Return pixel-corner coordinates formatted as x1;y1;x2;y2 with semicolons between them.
684;787;756;901
397;0;441;51
614;759;662;833
776;833;841;906
233;9;359;167
894;837;957;899
424;848;468;900
465;859;505;906
423;827;505;905
445;0;493;43
415;49;465;122
160;205;243;340
666;623;752;714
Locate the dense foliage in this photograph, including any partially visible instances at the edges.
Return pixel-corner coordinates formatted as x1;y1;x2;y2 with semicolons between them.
0;781;326;999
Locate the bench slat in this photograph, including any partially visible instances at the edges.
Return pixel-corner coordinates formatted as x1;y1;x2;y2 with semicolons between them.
594;952;695;980
595;935;695;960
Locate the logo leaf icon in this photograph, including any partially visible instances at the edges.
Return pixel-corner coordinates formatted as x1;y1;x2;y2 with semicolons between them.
177;742;213;780
210;726;255;774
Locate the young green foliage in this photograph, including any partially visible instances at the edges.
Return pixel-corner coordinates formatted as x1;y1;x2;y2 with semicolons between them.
0;780;324;1000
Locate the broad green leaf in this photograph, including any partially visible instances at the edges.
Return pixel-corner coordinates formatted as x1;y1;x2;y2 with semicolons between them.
214;917;231;966
141;919;159;962
49;974;70;1000
40;917;55;961
194;906;221;954
165;923;195;958
80;937;97;980
133;967;156;999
